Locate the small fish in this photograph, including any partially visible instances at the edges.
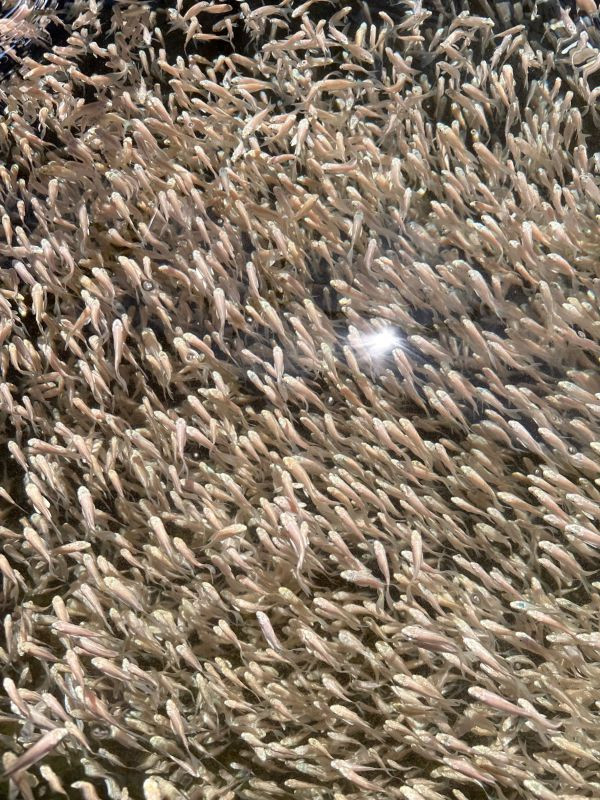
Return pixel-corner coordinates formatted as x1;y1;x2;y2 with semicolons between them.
256;610;282;651
77;486;96;530
468;687;557;728
4;728;68;778
402;626;458;653
410;529;423;580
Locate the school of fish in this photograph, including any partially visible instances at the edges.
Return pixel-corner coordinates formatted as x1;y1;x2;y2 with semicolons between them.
0;0;600;798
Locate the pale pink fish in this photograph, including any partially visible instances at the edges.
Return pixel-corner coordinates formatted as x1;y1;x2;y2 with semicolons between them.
25;481;52;523
166;698;189;750
402;626;458;653
410;529;423;580
280;512;308;572
103;577;144;612
331;760;382;791
40;764;67;796
77;487;96;530
256;610;282;651
444;757;495;784
149;516;175;560
468;687;557;728
4;728;68;778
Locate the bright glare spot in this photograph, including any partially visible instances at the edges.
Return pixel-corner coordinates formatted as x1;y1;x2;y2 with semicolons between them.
355;328;400;356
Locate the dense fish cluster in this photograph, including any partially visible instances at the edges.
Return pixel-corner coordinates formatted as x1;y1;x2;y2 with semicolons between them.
0;0;57;66
2;0;600;797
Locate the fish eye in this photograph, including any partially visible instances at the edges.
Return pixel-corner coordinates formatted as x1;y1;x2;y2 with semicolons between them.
142;280;154;291
471;592;481;605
